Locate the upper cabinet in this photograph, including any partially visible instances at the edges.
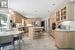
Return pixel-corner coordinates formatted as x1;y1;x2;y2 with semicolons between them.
50;2;75;24
49;2;75;30
61;7;66;20
56;11;60;21
11;11;27;23
56;6;67;22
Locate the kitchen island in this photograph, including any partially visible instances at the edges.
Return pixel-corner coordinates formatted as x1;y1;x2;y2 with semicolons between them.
0;30;24;50
0;30;24;36
28;27;43;39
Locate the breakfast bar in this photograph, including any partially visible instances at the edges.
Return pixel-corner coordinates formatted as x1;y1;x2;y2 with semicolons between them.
0;30;24;50
29;27;43;39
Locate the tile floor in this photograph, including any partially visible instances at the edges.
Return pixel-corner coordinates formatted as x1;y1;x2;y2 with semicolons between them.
23;32;57;50
4;32;75;50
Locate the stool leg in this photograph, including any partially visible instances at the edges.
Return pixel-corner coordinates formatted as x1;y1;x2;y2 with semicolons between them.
19;35;21;50
0;47;1;50
12;41;15;50
0;47;3;50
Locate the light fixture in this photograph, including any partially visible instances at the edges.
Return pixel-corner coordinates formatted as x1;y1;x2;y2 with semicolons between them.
52;4;55;6
9;9;12;12
70;0;74;1
70;0;75;2
11;12;14;15
9;9;14;15
7;14;11;17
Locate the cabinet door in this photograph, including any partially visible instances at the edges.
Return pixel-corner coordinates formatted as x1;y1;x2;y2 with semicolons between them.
55;31;74;48
55;31;66;48
15;15;22;23
0;12;10;31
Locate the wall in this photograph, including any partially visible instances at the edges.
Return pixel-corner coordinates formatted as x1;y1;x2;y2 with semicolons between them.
74;2;75;20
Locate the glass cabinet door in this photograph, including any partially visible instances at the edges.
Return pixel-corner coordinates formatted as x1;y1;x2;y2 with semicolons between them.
0;13;7;27
0;11;10;31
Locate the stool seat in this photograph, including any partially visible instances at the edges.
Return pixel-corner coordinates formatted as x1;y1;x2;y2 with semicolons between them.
0;42;12;47
0;35;14;50
13;36;19;41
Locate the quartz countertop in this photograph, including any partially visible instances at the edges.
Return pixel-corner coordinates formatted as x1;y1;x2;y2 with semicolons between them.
16;26;34;28
32;27;44;28
0;30;24;36
17;26;44;28
56;29;75;31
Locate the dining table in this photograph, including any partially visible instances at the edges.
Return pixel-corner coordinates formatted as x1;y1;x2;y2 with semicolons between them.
0;30;24;50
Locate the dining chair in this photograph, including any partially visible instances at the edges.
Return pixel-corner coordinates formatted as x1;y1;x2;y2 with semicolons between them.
0;35;14;50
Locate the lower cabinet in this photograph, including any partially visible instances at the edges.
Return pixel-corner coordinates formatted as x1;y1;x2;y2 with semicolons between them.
29;27;43;39
55;31;75;48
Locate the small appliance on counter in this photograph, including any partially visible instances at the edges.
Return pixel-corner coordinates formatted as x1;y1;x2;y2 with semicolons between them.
57;21;75;31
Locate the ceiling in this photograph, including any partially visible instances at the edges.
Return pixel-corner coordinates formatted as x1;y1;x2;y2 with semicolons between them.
8;0;48;18
8;0;72;18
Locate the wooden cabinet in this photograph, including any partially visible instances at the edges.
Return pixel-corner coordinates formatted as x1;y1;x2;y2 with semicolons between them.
55;31;75;48
56;6;68;23
12;11;27;23
61;7;66;20
56;11;60;21
55;2;74;24
49;2;75;40
29;27;43;39
15;15;22;23
25;19;33;24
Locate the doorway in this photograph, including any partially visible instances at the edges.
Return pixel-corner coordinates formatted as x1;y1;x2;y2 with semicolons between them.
41;21;45;31
52;23;56;30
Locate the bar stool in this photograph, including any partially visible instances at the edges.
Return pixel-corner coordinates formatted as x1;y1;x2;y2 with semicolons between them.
0;35;14;50
12;29;24;50
13;33;23;50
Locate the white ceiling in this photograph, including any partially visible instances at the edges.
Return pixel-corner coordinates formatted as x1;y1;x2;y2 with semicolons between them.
8;0;48;18
48;0;73;13
8;0;72;18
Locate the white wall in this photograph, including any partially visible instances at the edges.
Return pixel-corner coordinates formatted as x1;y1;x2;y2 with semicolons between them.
74;2;75;20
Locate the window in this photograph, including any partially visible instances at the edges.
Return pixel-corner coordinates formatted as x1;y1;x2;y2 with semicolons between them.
0;0;8;8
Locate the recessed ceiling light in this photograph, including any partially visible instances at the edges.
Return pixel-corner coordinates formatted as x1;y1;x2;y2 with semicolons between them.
70;0;75;1
70;0;73;1
52;4;55;6
7;14;11;17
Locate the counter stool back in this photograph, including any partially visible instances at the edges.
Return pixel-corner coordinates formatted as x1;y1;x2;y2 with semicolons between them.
0;35;14;50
